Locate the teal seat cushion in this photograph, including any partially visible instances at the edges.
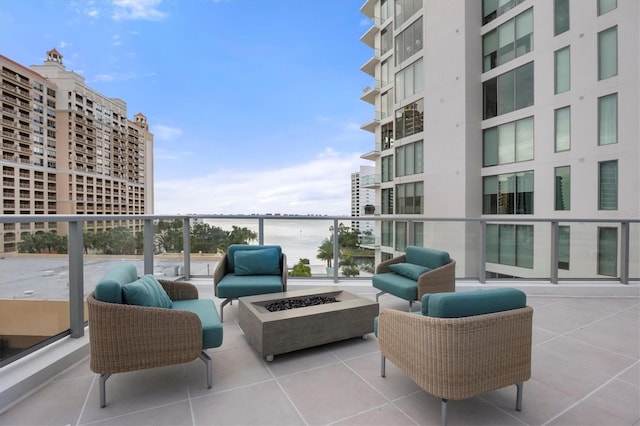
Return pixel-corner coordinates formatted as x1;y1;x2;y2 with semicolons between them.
216;274;284;298
94;263;138;303
122;275;173;308
405;246;450;269
234;248;281;276
372;272;418;301
388;263;431;280
172;299;223;349
227;245;282;273
422;288;526;318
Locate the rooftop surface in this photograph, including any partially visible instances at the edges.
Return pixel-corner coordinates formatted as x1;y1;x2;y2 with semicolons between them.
1;280;638;426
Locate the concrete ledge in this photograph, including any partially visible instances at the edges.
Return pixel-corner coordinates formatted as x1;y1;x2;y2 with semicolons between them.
0;328;90;414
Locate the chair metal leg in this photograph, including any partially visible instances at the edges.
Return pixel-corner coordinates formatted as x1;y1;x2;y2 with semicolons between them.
199;351;212;389
375;291;386;302
516;382;523;411
99;373;111;408
381;354;386;377
219;298;232;322
441;399;448;426
409;300;413;311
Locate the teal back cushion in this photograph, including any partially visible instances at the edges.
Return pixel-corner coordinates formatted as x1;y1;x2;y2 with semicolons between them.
234;248;281;276
94;263;139;303
227;245;281;273
122;274;173;308
389;262;431;280
421;288;526;318
405;246;450;269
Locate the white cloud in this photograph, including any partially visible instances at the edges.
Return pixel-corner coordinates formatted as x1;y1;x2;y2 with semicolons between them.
112;34;122;46
111;0;168;21
151;124;182;140
86;8;99;18
154;149;368;216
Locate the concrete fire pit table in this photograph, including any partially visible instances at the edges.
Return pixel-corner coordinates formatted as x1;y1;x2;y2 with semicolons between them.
238;287;379;361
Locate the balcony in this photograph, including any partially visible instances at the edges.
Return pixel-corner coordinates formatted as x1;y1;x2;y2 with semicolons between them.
0;214;638;425
360;111;381;133
360;52;380;77
360;82;380;105
360;174;381;188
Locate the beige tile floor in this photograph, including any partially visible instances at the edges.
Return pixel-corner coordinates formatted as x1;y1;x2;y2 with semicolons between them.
1;282;638;426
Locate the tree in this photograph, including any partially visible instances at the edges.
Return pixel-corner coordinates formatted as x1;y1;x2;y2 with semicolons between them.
339;253;360;277
316;238;333;267
289;259;311;277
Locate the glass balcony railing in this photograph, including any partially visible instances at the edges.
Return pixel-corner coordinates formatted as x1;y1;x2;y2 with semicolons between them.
0;213;637;367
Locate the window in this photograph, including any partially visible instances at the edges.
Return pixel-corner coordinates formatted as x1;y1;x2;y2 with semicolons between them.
396;181;423;214
554;0;569;35
598;160;618;210
483;62;534;119
413;222;424;247
381;0;390;22
381;59;392;86
482;0;526;25
486;223;534;268
395;0;422;28
598;0;617;15
483;8;533;72
554;46;570;94
381;122;394;150
483;171;534;214
483;116;533;166
558;225;570;270
381;25;393;55
597;227;617;277
555;166;571;210
395;140;423;177
381;90;394;119
395;222;407;251
395;17;422;65
382;188;394;214
395;58;423;103
555;106;571;152
598;26;617;80
395;99;424;139
598;93;617;145
381;155;394;182
381;221;393;246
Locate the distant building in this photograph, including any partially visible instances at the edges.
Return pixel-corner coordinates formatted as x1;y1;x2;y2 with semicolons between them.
359;0;639;279
1;49;154;252
350;165;375;237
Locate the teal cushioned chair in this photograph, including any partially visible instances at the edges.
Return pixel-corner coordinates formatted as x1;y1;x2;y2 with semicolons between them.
372;246;456;310
213;245;287;321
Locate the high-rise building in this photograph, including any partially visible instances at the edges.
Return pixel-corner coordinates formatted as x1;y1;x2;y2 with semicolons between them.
359;0;639;279
351;165;376;236
1;49;154;252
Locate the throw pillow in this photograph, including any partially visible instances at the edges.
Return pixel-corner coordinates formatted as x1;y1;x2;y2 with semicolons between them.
122;275;172;308
388;262;431;280
234;248;281;276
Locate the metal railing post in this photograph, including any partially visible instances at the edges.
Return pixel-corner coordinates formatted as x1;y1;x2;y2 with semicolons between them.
258;218;264;245
333;219;339;283
183;218;191;279
143;219;154;275
621;221;629;284
550;221;559;284
68;220;84;338
479;221;486;283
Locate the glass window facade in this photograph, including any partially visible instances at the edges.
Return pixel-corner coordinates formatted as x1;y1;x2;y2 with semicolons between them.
382;188;394;214
482;0;526;25
555;106;571;152
395;140;423;177
381;155;394;182
381;221;393;247
599;160;618;210
483;62;534;119
394;0;422;28
395;99;424;139
381;25;393;55
483;116;533;166
483;171;534;214
598;93;618;145
555;166;571;211
483;8;533;72
558;225;570;270
486;223;534;268
554;46;570;94
598;26;617;80
381;122;394;150
395;58;423;103
554;0;570;35
395;221;407;251
395;17;422;65
597;227;618;277
598;0;617;16
395;181;423;214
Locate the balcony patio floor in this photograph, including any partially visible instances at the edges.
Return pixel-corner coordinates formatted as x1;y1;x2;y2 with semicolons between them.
1;280;638;426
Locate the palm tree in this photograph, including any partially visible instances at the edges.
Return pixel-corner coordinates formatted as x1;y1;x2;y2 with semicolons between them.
316;238;333;267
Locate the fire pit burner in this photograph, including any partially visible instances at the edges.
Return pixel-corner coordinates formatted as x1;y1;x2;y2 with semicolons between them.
265;296;338;312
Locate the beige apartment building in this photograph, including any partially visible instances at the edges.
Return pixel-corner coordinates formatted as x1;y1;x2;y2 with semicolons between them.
1;49;153;253
359;0;639;279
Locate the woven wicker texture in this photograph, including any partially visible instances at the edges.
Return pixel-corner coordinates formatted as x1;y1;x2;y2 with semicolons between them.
376;254;456;298
378;306;533;401
87;280;203;375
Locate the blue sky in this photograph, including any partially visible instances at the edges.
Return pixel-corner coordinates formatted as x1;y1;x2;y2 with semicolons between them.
1;0;374;215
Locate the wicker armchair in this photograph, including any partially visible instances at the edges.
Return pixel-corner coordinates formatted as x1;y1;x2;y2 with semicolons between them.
373;246;456;310
87;278;220;408
377;290;533;426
